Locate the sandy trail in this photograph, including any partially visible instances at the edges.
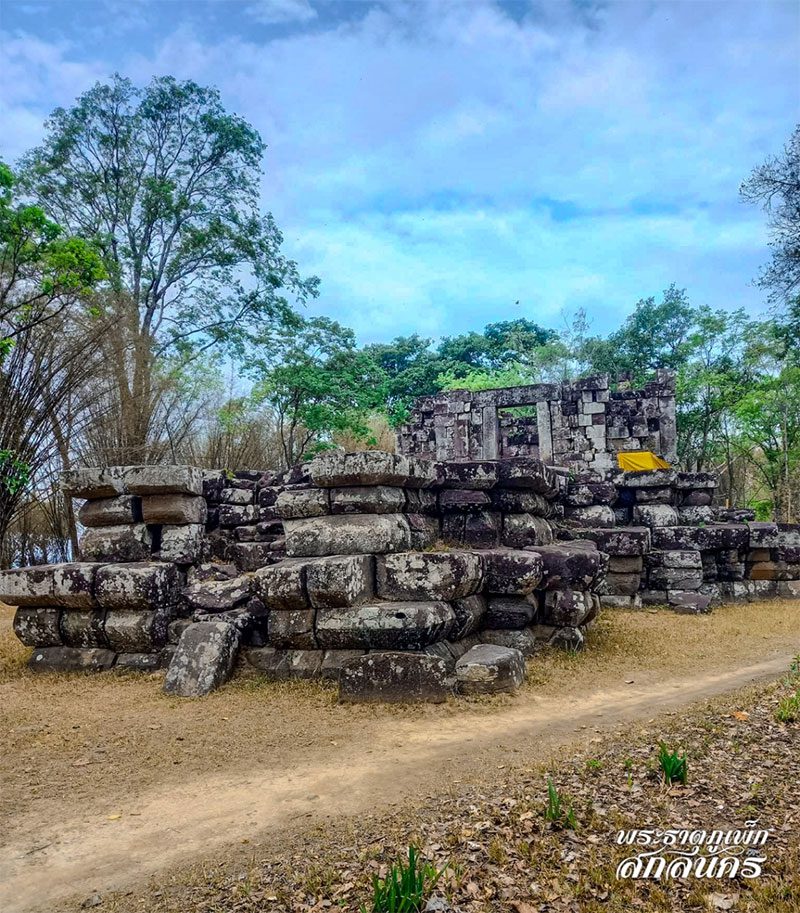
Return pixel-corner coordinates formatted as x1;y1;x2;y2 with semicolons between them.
1;649;794;913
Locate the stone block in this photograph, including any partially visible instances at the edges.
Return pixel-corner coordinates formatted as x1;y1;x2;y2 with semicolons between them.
284;514;412;558
668;591;713;614
141;494;207;525
680;491;713;507
78;496;140;528
329;486;406;515
647;549;702;569
95;562;180;610
651;526;718;551
407;514;440;550
633;504;678;527
600;594;643;609
648;566;703;590
607;556;643;573
676;506;715;524
60;609;108;647
451;594;487;639
580;527;651;556
484;596;537;629
227;542;277;572
480;627;539;657
267;609;317;649
310;451;439;489
28;646;116;672
483;548;544;594
438;461;498;490
80;524;152;562
320;648;368;681
122;465;203;496
524;544;605;590
549;626;586;651
104;609;169;652
276;488;331;519
376;551;484;601
563;505;615;528
339;652;452;703
489;489;553;516
456;644;525;694
183;575;252;612
114;653;164;673
616;469;677;489
460;510;501;547
13;607;62;646
306;554;375;608
218;504;259;527
253;559;309;610
163;621;240;697
541;589;593;626
502;513;554;548
598;572;641;596
61;466;124;499
159;524;205;564
0;562;100;608
220;487;255;505
439;490;491;512
316;600;455;650
496;458;558;496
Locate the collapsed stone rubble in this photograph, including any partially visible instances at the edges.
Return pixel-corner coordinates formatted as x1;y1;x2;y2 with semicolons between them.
3;374;799;703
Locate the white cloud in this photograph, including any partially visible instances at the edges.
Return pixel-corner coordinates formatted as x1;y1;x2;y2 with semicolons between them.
1;0;794;342
245;0;317;26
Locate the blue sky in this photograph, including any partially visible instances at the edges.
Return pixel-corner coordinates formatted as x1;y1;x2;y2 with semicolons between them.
1;0;798;345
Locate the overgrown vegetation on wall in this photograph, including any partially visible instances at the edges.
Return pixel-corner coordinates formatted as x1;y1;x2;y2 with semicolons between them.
0;74;798;564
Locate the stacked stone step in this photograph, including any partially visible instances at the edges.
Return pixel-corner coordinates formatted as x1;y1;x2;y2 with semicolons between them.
579;527;652;610
561;469;617;531
439;457;563;550
743;522;800;599
674;472;718;524
204;467;291;573
478;543;605;655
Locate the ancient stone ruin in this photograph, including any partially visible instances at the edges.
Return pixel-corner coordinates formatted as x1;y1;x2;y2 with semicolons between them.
2;374;798;702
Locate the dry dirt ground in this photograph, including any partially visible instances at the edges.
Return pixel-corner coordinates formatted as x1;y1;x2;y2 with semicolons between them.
1;599;799;913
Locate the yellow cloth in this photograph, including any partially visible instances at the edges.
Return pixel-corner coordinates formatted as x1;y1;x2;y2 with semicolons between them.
617;451;671;471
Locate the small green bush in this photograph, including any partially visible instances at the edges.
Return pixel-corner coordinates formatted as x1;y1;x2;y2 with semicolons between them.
361;845;446;913
775;689;800;723
544;777;577;829
658;743;688;785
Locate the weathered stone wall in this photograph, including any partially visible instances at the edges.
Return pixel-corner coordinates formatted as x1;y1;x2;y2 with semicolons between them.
396;371;677;472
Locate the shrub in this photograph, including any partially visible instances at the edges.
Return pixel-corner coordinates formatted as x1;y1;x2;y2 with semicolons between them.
775;689;800;723
361;845;446;913
544;777;577;829
658;743;688;785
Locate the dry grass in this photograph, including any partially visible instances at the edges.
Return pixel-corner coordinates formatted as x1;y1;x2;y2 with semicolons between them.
97;667;800;913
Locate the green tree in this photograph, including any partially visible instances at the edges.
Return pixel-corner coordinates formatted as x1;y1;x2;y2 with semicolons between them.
251;317;388;466
363;334;446;423
741;124;800;304
0;161;105;359
19;74;317;462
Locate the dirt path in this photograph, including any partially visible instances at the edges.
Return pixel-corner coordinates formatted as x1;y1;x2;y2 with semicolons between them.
1;648;796;913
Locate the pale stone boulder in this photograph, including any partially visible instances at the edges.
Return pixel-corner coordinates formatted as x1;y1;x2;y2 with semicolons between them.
95;562;180;610
104;609;169;652
316;600;455;650
141;494;207;525
253;559;309;610
267;609;317;649
305;554;375;608
183;574;252;613
163;621;240;697
633;504;679;528
159;524;205;564
310;451;439;489
339;652;452;703
276;488;330;519
78;496;140;527
455;644;525;694
28;646;116;672
376;551;484;601
61;466;124;499
122;464;203;496
563;505;616;528
329;486;406;515
13;607;63;646
0;562;100;608
284;514;412;558
80;524;152;562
